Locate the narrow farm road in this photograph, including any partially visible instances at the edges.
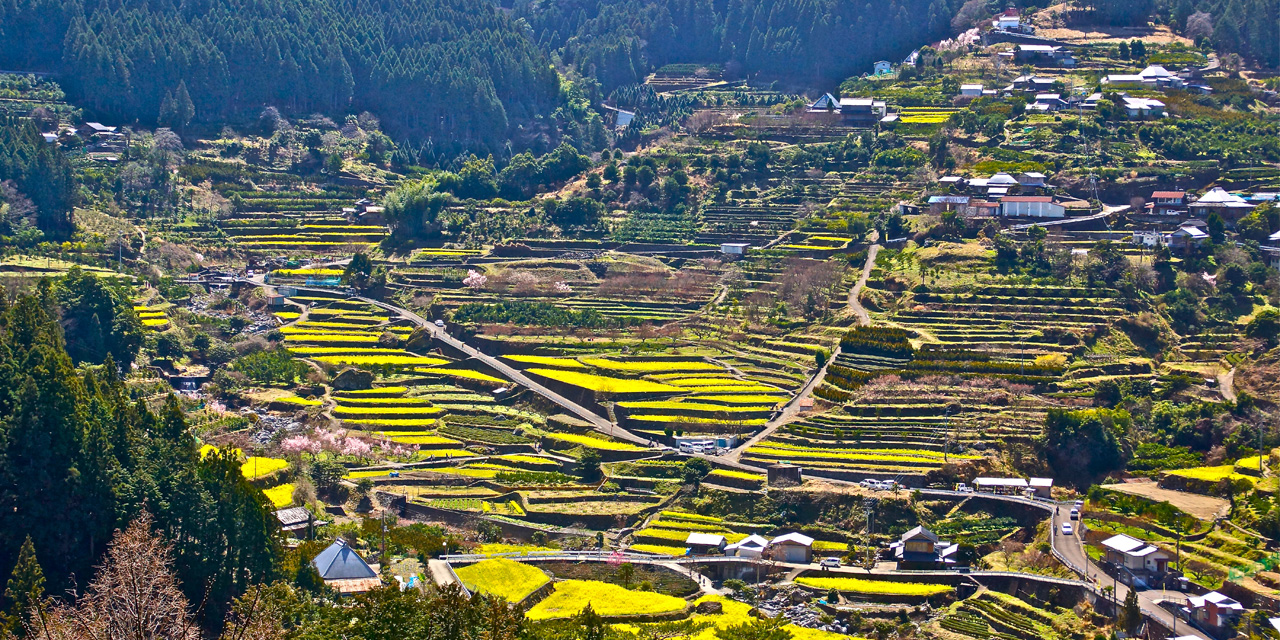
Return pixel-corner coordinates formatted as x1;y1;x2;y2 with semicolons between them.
250;279;650;446
848;244;880;327
354;294;651;444
726;246;882;462
1219;366;1236;402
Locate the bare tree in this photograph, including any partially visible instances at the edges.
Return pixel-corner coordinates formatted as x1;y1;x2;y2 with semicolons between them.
28;513;201;640
1185;12;1213;40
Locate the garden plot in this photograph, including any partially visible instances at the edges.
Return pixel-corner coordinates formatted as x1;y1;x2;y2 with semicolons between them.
133;303;172;329
885;285;1127;360
937;590;1087;640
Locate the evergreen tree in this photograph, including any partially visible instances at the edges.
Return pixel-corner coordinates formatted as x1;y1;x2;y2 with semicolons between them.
174;80;195;128
2;536;44;636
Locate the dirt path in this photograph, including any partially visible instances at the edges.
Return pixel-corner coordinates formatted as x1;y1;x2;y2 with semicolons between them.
1099;482;1228;520
1219;367;1236;402
848;244;880;327
727;246;881;461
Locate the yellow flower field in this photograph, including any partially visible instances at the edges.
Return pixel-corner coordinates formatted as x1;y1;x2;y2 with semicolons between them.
454;558;550;602
526;580;687;620
525;368;682;394
793;576;952;596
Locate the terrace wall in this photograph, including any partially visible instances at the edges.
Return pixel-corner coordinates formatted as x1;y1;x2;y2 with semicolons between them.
386;494;591;541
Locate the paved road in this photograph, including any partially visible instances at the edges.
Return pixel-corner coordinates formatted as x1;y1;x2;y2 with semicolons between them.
1051;505;1209;640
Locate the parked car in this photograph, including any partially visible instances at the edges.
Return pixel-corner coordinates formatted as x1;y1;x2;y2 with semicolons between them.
434;319;445;327
1069;508;1080;520
955;483;974;493
1061;523;1073;535
819;557;841;568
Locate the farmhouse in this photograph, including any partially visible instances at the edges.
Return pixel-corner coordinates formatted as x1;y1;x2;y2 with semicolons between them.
1121;96;1166;118
275;506;320;535
1012;45;1075;67
1029;93;1066;112
1018;172;1046;188
768;532;814;564
1100;534;1170;573
686;532;727;555
991;8;1025;31
838;97;889;123
807;93;841;113
312;539;382;595
928;195;971;214
725;534;770;558
889;526;958;569
1149;190;1187;215
1006;75;1056;94
873;61;893;75
1001;196;1065;218
1168;225;1208;250
960;84;984;97
1189;187;1255;222
1185;591;1244;632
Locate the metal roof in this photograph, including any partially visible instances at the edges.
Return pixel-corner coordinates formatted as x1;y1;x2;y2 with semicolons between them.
770;532;815;547
312;539;377;580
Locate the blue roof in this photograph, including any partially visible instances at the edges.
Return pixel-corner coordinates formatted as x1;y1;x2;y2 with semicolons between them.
312;539;377;580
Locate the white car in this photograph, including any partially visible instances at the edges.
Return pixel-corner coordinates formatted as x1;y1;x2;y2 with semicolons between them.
434;319;445;328
819;557;841;568
1069;508;1080;520
1061;523;1074;535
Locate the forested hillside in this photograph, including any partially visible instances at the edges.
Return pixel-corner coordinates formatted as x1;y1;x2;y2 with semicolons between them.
515;0;963;91
0;0;561;151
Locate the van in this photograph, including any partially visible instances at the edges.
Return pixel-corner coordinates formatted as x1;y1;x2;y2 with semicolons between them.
679;442;695;454
819;557;841;568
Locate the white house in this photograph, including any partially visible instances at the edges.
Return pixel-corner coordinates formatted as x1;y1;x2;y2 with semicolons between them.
992;8;1021;30
1001;196;1065;218
768;532;814;563
725;534;769;558
960;84;984;97
873;61;893;75
1122;96;1166;118
1100;534;1170;573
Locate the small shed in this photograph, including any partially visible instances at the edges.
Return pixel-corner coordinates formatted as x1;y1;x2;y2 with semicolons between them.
686;532;727;555
974;477;1028;494
720;242;751;256
767;464;802;486
266;294;286;308
769;532;814;564
1028;477;1053;498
